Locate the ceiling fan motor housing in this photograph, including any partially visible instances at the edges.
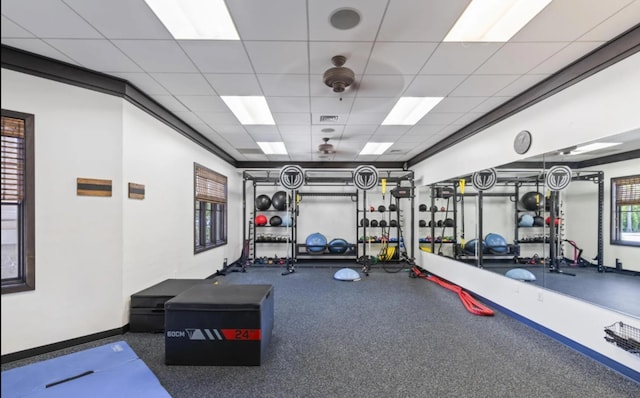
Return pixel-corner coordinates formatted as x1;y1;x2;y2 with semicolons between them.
323;55;355;93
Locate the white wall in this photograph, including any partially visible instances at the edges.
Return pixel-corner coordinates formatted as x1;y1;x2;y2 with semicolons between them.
411;53;640;372
1;69;241;355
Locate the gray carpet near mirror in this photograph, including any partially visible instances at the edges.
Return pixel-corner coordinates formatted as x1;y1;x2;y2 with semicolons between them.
481;262;640;318
3;266;639;397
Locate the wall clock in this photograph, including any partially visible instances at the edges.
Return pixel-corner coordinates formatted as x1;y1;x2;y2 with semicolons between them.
514;130;532;155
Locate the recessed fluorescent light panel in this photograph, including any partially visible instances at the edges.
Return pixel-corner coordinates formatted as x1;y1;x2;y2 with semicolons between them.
568;142;620;155
221;96;275;125
145;0;239;40
382;97;444;125
257;142;288;155
444;0;552;42
360;142;393;155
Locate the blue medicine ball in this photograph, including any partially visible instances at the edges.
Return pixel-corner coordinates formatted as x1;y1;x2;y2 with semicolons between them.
280;213;292;227
485;233;508;254
328;238;349;254
518;214;534;227
306;232;327;253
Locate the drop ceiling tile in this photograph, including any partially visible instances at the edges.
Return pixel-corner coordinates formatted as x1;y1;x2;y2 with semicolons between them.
310;96;355;114
365;42;438;75
529;42;605;74
374;125;412;137
377;0;470;41
273;113;311;125
267;97;311;113
432;97;488;113
258;74;310;96
475;42;568;75
450;75;520;97
309;42;374;75
416;113;466;126
308;0;388;41
1;15;35;37
227;0;307;40
351;97;396;114
356;75;411;97
180;41;254;73
149;95;190;112
404;75;468;97
198;112;243;127
420;42;504;75
115;73;170;95
579;1;640;41
1;38;79;65
150;73;216;95
1;0;101;38
175;96;229;112
345;112;386;125
112;40;197;73
343;125;376;136
513;0;635;42
203;74;262;96
245;41;308;74
211;125;247;136
403;124;444;136
44;39;142;73
64;0;172;39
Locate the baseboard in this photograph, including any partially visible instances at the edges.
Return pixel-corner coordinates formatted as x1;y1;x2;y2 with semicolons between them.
1;326;128;364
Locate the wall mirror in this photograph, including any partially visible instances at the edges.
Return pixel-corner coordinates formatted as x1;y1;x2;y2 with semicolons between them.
417;128;640;319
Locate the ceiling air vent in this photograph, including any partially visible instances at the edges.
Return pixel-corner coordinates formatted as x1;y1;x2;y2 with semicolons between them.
319;115;339;122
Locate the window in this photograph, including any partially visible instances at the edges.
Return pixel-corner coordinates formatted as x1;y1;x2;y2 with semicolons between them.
2;110;35;294
611;175;640;246
194;163;227;252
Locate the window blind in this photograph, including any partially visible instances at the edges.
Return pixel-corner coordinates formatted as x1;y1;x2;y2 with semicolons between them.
195;164;227;204
614;175;640;206
1;116;25;203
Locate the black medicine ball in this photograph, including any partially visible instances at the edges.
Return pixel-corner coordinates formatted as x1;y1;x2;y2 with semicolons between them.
269;215;282;226
390;219;398;227
419;220;427;227
255;194;272;210
378;205;386;212
379;220;388;228
419;204;427;212
370;219;379;227
360;218;369;227
388;203;397;212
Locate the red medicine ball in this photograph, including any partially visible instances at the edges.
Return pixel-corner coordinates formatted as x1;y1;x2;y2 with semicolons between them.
255;214;268;226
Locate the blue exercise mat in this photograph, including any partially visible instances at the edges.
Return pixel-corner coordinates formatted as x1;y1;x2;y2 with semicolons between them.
2;341;170;398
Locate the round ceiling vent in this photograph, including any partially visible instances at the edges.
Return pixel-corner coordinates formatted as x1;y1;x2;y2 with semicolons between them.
330;8;361;30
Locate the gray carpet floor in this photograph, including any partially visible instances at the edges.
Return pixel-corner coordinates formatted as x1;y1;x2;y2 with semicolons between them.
3;266;639;397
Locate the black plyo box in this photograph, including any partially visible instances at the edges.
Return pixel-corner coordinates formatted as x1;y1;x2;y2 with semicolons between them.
164;284;274;366
129;279;212;333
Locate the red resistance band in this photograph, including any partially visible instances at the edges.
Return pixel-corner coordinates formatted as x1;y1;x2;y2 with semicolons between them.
411;266;494;316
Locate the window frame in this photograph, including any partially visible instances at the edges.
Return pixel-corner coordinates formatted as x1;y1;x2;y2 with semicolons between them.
1;109;36;294
610;174;640;247
194;163;227;253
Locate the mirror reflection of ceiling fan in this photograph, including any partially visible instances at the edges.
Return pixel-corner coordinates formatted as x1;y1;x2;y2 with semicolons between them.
318;137;336;154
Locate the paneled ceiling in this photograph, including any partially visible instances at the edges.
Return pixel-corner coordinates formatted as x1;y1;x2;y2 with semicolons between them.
2;0;639;165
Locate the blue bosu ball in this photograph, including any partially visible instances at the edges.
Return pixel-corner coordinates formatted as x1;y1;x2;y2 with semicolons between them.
485;233;508;253
328;238;349;254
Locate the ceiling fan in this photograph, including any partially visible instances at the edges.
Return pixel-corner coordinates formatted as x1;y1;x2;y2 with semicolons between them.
318;137;337;154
